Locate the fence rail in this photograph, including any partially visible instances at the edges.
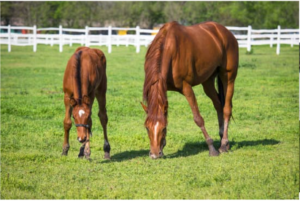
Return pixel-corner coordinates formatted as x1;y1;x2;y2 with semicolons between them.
0;25;298;54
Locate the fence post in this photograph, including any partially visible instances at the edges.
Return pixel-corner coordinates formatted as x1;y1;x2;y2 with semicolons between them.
108;26;112;53
136;26;140;53
85;26;89;47
8;25;11;52
291;33;294;47
247;25;252;52
270;35;273;48
276;25;281;55
59;25;63;52
33;25;37;52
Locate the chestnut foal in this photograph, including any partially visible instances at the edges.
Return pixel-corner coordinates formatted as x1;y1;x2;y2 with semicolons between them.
62;47;110;159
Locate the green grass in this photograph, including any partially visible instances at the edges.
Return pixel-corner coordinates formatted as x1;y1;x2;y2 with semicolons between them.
1;44;299;199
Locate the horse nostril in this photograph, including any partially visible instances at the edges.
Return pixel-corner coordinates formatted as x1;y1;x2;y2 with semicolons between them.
159;151;162;155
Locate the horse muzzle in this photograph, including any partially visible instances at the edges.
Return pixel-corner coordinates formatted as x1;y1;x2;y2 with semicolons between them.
149;150;164;159
76;124;89;143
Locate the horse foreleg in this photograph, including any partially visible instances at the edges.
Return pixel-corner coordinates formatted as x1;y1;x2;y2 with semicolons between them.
96;92;111;159
62;96;72;156
181;82;219;156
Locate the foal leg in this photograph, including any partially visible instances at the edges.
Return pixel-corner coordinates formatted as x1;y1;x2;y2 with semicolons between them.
202;77;224;141
96;91;111;159
181;81;219;156
62;95;72;155
83;101;95;159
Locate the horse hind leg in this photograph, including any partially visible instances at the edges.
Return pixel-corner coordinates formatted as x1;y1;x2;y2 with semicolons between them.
202;76;224;142
218;59;238;153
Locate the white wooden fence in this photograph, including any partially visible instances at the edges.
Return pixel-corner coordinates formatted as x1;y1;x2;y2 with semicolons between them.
0;25;299;54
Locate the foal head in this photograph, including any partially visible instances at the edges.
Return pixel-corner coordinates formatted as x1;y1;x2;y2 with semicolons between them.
70;96;91;143
141;101;168;159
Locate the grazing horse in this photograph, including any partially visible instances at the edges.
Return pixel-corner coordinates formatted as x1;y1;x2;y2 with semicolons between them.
141;21;238;159
62;47;110;159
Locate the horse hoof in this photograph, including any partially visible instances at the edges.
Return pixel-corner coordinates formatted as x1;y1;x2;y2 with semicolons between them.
104;152;111;160
209;149;219;157
218;146;229;153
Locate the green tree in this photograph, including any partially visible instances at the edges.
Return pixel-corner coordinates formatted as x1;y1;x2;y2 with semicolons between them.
0;2;15;25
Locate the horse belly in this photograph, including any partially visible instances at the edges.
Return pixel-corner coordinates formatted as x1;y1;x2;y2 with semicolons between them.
191;47;222;86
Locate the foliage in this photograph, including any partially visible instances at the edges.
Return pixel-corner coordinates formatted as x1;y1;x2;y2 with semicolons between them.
1;2;298;28
1;44;299;199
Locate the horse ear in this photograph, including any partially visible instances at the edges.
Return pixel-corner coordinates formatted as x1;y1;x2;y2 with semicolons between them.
70;98;77;107
82;95;91;105
140;102;148;114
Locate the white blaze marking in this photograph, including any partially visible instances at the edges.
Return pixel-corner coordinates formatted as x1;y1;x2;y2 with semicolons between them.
79;109;85;117
154;122;159;142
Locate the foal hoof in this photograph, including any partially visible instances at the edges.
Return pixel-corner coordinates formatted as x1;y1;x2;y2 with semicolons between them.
62;150;68;156
104;152;111;160
62;145;70;156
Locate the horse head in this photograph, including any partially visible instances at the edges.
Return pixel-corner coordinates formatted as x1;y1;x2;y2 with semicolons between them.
141;102;168;159
70;95;91;143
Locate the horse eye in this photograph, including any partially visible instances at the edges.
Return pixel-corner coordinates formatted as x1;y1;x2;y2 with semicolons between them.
145;127;149;133
162;128;167;133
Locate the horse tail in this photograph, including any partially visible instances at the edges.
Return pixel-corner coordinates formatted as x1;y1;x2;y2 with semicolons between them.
74;50;82;104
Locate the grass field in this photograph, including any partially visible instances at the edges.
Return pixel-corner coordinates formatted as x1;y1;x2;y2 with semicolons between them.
1;44;299;199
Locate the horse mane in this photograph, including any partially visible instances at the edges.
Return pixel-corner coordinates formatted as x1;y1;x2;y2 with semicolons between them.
74;50;83;105
143;22;176;123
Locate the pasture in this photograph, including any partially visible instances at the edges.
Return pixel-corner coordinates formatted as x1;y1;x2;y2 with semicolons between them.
1;44;299;199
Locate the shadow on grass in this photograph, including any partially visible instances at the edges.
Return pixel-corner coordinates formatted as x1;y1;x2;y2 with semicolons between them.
166;138;280;159
230;139;280;149
100;149;149;163
101;139;280;162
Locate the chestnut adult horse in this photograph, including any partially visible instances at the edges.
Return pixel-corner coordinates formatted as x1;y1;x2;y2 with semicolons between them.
141;21;238;159
62;47;110;159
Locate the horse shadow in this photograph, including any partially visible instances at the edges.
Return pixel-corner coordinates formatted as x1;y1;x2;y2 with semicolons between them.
166;138;280;158
100;139;280;162
100;149;149;163
166;139;280;158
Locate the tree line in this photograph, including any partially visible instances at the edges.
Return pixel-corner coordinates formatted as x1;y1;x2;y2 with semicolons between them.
1;1;299;29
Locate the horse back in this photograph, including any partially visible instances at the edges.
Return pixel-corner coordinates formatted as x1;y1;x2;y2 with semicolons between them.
160;21;238;87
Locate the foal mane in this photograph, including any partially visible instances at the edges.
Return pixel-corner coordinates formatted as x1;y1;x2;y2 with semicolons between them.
74;50;83;105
